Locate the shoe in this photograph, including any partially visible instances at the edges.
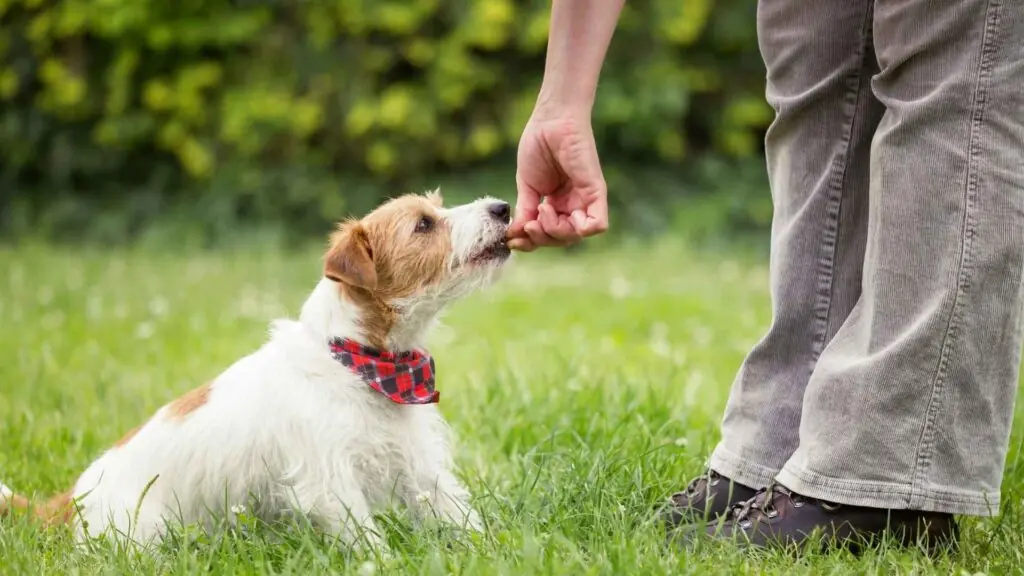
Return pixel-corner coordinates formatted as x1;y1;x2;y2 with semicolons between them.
677;483;959;553
661;469;759;528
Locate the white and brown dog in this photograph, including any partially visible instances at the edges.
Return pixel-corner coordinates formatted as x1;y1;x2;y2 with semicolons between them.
0;191;512;549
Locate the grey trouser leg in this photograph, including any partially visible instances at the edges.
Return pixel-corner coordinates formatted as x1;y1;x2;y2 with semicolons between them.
710;0;886;488
713;0;1024;516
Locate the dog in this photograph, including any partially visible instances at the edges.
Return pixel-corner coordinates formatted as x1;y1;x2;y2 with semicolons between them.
0;190;512;549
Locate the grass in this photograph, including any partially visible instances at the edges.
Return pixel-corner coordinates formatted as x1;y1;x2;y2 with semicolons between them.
0;238;1022;575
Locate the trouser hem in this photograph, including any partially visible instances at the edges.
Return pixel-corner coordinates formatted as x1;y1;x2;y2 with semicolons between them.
776;463;1001;517
709;444;779;491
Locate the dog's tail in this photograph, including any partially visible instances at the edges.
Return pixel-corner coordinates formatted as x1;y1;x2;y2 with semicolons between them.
0;481;75;527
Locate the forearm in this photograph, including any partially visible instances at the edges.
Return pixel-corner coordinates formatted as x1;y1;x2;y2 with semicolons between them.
536;0;625;114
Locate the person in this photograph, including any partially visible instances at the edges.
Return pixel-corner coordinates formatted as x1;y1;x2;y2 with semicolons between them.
508;0;1024;550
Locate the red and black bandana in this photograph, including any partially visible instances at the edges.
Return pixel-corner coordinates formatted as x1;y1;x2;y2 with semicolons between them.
328;338;439;405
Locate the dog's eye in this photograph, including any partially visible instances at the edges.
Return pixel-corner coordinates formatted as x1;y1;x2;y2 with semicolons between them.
415;215;434;233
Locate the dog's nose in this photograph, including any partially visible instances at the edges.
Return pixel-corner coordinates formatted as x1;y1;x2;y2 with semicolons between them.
488;201;511;224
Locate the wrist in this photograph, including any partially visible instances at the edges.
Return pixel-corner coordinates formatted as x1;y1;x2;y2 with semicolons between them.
531;88;594;123
534;89;594;120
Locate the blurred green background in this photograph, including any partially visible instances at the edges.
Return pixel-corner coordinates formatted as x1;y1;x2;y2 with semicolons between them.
0;0;772;248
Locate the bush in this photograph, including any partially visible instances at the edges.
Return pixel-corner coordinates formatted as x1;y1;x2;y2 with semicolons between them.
0;0;771;245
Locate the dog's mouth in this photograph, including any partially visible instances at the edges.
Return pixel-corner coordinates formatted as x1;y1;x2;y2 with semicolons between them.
469;238;511;265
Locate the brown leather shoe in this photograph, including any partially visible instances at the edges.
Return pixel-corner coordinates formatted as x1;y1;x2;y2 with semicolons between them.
661;470;759;527
678;483;959;553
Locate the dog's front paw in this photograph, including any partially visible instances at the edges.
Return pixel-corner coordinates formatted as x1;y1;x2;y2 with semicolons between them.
460;507;483;533
438;503;485;539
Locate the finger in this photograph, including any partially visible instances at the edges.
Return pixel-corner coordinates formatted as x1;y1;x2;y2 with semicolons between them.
508;209;536;238
570;210;588;233
524;221;571;249
537;203;582;244
510;175;542;237
507;237;536;252
524;221;556;247
506;226;529;240
575;192;609;238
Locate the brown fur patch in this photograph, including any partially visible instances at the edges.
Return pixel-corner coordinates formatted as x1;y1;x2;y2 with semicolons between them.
38;491;75;527
324;193;453;349
324;221;377;289
0;493;30;515
168;383;211;419
0;489;76;527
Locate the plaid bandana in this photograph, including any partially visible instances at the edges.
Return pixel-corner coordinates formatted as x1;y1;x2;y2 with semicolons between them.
328;338;439;405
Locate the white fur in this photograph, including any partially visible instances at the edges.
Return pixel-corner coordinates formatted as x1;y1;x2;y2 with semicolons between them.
2;195;510;550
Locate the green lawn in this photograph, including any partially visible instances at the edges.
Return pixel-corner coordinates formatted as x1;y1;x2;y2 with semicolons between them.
0;239;1021;574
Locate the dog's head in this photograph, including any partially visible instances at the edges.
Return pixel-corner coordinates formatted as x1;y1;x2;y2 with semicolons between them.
322;190;511;348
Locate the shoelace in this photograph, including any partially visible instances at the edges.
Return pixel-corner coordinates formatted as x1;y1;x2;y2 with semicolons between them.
729;483;791;528
729;484;841;529
683;470;723;497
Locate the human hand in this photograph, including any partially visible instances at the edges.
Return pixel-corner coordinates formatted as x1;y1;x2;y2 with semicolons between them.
507;108;609;252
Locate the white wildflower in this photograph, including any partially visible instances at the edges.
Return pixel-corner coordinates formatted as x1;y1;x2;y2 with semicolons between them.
609;276;631;299
148;297;169;317
135;321;155;340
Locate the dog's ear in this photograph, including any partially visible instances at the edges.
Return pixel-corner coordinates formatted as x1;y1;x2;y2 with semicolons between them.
324;221;377;290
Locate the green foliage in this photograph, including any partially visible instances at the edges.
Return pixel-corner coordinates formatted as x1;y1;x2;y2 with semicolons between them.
0;0;771;244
